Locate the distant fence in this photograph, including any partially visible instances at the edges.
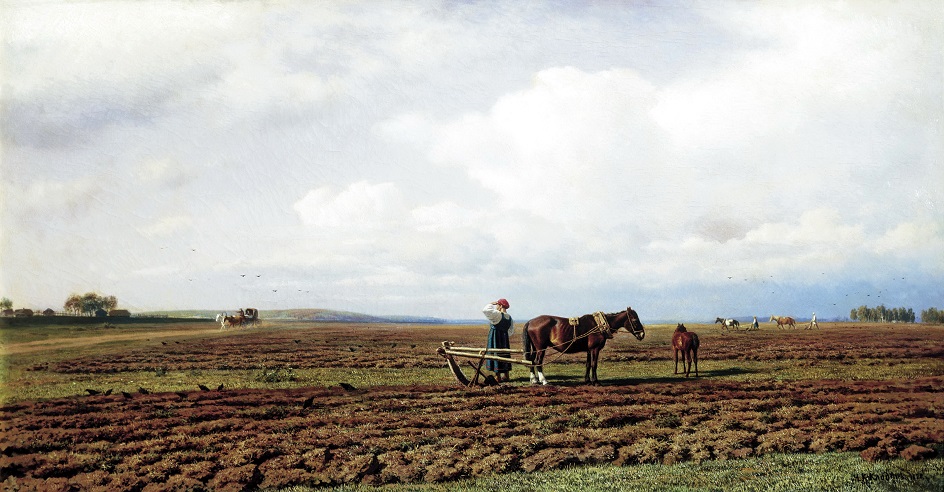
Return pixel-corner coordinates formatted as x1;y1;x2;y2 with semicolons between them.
0;316;213;328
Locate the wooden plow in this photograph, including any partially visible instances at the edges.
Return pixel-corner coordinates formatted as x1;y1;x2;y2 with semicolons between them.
437;341;534;388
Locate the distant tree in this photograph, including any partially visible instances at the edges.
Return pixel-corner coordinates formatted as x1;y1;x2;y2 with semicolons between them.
852;304;917;323
921;307;943;324
64;294;82;315
0;297;12;311
103;296;118;312
81;292;103;316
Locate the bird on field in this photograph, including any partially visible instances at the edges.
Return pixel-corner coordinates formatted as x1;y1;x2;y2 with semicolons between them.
217;384;224;391
293;339;301;344
175;392;188;399
338;383;356;391
86;389;101;396
410;344;416;349
104;389;113;396
302;396;315;409
138;387;150;395
121;391;133;399
161;341;168;345
348;347;356;352
198;384;211;391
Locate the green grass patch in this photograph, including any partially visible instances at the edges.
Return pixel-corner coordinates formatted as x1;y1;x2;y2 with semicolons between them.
277;453;944;492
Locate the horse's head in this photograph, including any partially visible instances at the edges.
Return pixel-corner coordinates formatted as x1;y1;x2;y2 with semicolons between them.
715;317;724;324
676;323;687;332
623;307;645;340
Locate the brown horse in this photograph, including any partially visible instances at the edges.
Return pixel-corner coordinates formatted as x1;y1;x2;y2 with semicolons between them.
221;312;245;330
672;323;700;377
769;315;796;329
522;307;645;385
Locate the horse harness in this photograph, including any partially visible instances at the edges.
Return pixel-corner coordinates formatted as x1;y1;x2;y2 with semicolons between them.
569;312;616;340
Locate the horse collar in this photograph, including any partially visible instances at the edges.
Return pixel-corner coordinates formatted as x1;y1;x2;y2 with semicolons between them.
592;312;610;332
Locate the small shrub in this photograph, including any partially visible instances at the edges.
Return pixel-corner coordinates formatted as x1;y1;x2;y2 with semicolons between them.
654;414;682;429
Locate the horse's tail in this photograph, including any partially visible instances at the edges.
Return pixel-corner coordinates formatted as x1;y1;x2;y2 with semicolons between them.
521;321;534;362
691;333;700;351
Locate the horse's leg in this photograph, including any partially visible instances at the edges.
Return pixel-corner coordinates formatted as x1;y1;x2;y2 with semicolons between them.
591;349;601;385
692;347;698;378
585;352;593;384
533;346;548;385
674;348;679;374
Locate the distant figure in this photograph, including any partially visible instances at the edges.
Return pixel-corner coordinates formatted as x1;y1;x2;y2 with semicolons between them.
751;316;760;331
808;312;819;330
483;299;514;383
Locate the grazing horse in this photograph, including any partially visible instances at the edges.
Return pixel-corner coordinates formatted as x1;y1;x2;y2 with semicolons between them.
522;307;645;385
672;323;700;377
769;315;797;329
715;317;740;331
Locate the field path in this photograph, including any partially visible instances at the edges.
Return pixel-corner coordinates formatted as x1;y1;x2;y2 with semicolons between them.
1;328;222;355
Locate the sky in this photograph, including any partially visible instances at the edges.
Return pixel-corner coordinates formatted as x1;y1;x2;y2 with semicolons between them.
1;1;942;322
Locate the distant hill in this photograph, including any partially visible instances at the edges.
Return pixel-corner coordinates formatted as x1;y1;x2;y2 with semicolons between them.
136;309;463;324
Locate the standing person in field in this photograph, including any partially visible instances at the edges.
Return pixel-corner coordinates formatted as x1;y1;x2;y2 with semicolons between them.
808;312;819;330
751;316;760;331
483;298;514;383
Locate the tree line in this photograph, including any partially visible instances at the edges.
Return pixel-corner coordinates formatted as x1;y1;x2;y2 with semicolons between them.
920;308;944;324
849;305;916;323
64;293;119;316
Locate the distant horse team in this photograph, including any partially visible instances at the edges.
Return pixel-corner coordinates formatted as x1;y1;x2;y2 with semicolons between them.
216;308;259;330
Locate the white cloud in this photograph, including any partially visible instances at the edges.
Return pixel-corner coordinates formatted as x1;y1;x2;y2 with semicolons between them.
293;181;408;231
137;216;194;238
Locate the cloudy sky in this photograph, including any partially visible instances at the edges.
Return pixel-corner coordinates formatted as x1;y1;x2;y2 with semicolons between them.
2;1;942;321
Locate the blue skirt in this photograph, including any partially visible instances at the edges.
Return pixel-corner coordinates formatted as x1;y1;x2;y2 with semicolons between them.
486;326;511;372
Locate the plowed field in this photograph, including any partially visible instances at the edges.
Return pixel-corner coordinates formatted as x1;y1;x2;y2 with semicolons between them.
2;321;943;491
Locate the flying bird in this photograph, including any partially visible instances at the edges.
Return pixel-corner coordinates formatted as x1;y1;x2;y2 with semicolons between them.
302;396;315;409
241;274;246;277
